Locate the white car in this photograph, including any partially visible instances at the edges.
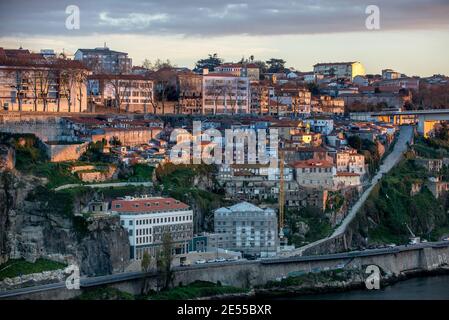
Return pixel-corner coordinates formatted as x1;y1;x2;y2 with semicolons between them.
226;256;239;261
215;257;226;262
206;259;216;263
195;259;206;264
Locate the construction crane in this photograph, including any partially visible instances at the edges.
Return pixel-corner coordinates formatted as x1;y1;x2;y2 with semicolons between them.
278;149;286;245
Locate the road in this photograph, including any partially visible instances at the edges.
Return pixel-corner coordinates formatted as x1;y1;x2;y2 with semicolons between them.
54;181;152;191
290;125;414;256
1;239;447;299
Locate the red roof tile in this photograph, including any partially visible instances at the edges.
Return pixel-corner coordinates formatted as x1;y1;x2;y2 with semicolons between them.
112;197;189;213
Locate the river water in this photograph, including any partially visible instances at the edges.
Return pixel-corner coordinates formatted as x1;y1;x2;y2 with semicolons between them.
289;275;449;300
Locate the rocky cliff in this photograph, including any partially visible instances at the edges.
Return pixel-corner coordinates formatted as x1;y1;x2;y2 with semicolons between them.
0;166;130;276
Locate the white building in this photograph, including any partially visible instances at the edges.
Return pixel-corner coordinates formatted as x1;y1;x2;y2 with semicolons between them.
304;118;334;135
313;62;365;80
111;196;193;260
202;73;250;114
335;147;366;175
0;48;90;112
88;74;154;113
214;202;279;257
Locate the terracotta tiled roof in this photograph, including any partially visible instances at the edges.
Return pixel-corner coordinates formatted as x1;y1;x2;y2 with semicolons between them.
112;197;189;213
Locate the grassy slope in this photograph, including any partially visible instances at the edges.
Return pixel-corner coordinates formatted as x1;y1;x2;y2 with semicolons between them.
147;281;248;300
358;157;449;244
0;259;66;280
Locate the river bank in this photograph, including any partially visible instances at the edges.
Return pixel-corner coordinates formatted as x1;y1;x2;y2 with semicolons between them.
199;267;449;300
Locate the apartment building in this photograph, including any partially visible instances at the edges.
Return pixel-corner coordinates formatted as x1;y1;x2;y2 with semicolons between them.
87;74;154;113
291;159;336;189
202;73;250;114
273;85;312;116
304;118;334;135
111;196;194;260
218;163;293;201
291;159;362;190
214;202;279;257
177;71;202;114
250;83;270;115
0;48;90;112
74;46;132;74
215;63;260;82
313;62;365;80
335;147;366;175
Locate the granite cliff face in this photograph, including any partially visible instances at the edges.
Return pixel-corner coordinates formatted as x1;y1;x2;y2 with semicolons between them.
0;162;130;276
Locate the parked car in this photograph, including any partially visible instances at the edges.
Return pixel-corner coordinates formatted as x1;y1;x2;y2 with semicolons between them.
226;256;239;261
215;257;226;262
195;259;206;264
206;259;216;263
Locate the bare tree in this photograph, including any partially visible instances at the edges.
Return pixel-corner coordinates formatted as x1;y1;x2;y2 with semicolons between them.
7;68;29;112
59;68;78;112
75;70;88;113
204;79;224;115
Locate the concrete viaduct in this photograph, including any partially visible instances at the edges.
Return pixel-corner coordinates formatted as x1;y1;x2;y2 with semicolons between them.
371;109;449;137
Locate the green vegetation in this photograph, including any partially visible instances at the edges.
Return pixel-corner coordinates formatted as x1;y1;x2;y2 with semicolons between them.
0;259;66;281
127;164;154;182
347;135;381;175
74;287;135;300
156;163;216;188
286;207;332;246
26;185;76;217
155;163;228;229
413;136;449;159
80;140;113;163
147;281;248;300
357;158;449;244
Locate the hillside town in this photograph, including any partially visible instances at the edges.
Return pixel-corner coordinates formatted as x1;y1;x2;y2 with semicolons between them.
1;44;449;300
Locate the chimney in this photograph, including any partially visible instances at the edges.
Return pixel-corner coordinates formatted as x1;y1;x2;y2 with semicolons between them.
203;68;209;75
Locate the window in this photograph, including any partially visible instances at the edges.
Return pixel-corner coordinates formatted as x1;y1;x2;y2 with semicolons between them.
115;204;121;209
129;220;133;226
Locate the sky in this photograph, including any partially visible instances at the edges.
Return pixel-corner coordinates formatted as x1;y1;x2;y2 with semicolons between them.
0;0;448;77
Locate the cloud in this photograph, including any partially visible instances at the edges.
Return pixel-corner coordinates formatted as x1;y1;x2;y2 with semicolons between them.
98;12;169;29
0;0;448;37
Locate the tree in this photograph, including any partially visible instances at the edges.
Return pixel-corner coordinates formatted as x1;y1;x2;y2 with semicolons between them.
204;78;224;114
110;136;122;147
347;135;362;151
266;58;286;73
75;70;88;112
194;53;223;72
156;232;174;290
142;58;176;71
307;82;320;95
7;68;29;112
59;68;78;113
141;251;153;295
